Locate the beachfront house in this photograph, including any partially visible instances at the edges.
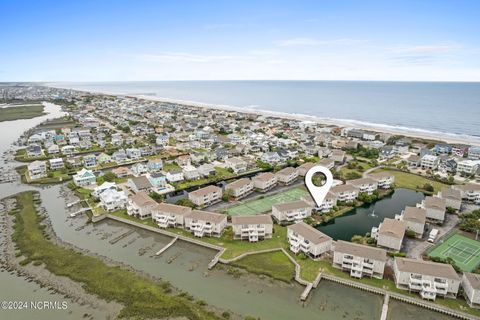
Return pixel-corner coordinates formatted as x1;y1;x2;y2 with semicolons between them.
252;172;278;192
27;160;47;180
417;196;446;223
287;222;332;259
184;210;227;237
151;203;192;228
225;178;254;200
73;168;96;187
457;160;480;176
275;167;298;185
346;178;378;195
333;240;387;279
231;214;273;242
397;206;426;238
462;272;480;308
188;185;223;207
438;187;462;211
393;257;460;301
126;192;157;219
373;218;406;251
272;200;312;223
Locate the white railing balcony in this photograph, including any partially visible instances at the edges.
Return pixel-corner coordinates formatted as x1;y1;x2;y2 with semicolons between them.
351;263;363;272
350;269;362;278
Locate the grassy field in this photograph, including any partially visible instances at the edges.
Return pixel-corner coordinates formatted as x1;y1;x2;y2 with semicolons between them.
0;104;45;122
230;251;295;282
11;191;220;320
372;168;446;193
226;187;309;216
428;233;480;272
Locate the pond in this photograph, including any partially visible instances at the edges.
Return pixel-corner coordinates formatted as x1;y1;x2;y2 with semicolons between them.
316;188;425;241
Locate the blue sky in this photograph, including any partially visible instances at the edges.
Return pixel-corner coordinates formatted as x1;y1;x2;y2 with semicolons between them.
1;0;479;81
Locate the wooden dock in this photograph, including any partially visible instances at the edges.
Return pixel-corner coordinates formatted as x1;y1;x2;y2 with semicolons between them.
155;236;178;256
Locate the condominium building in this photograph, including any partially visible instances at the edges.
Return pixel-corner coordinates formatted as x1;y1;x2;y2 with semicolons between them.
302;192;338;213
393;257;460;301
225;178;254;200
271;200;312;223
346;178;378;195
373;218;406;251
462;272;480;308
275;167;299;185
252;172;278;192
287;222;332;259
417;196;446;222
231;214;273;242
184;210;227;237
188;185;223;207
438;187;462;211
453;184;480;204
126;192;157;219
151;203;192;228
296;162;316;177
368;172;395;189
330;184;359;203
333;240;387;279
397;206;426;237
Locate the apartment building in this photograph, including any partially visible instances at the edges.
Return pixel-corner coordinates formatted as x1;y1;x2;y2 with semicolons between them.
397;206;426;237
333;240;387;279
184;210;227;237
296;162;316;177
231;214;273;242
275;167;299;185
438;187;462;211
126;192;157;219
252;172;278;192
346;178;378;195
225;178;254;200
302;192;338;213
318;158;335;170
393;257;460;301
421;154;440;170
373;218;406;251
287;222;332;259
188;185;223;207
330;184;359;203
271;200;312;223
151;203;192;228
462;272;480;308
453;184;480;204
368;172;395;189
417;196;446;222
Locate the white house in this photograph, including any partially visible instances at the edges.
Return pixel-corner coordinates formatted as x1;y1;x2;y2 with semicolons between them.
457;159;480;176
165;169;184;182
462;272;480;308
188;185;223;207
27;160;47;180
272;200;312;223
333;240;387;279
421;154;440;170
346;178;378;195
252;172;278;192
287;222;332;259
231;214;273;242
373;218;406;251
225;178;254;200
417;196;446;222
99;188;127;211
393;257;460;301
182;165;200;180
126;192;157;219
73;168;96;187
184;210;227;237
49;158;64;170
151;203;192;228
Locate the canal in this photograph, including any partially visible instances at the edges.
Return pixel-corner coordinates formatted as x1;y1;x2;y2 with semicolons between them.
316;188;425;241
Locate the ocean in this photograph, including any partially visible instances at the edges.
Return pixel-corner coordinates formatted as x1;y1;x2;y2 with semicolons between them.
51;81;480;142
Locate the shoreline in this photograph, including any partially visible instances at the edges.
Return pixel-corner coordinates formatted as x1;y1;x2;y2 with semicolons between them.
48;84;480;145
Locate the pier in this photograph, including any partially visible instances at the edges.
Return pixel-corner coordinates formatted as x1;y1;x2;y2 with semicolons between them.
69;207;90;217
155;236;178;256
380;293;389;320
109;229;135;244
66;200;83;208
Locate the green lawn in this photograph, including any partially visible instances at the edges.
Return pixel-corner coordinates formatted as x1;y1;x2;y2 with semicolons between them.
0;104;45;122
230;251;295;283
226;187;309;216
11;191;220;320
428;233;480;272
372;169;446;193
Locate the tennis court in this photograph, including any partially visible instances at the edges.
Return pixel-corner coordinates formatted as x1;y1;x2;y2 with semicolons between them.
226;187;309;216
428;233;480;272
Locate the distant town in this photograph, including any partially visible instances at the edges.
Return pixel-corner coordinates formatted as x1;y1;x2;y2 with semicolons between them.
2;84;480;319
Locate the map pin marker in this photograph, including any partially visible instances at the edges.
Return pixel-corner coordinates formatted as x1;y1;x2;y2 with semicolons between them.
305;165;333;207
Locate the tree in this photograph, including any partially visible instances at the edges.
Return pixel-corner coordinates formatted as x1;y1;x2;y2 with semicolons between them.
222;188;234;202
459;210;480;233
423;183;434;192
102;171;117;182
176;198;196;208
